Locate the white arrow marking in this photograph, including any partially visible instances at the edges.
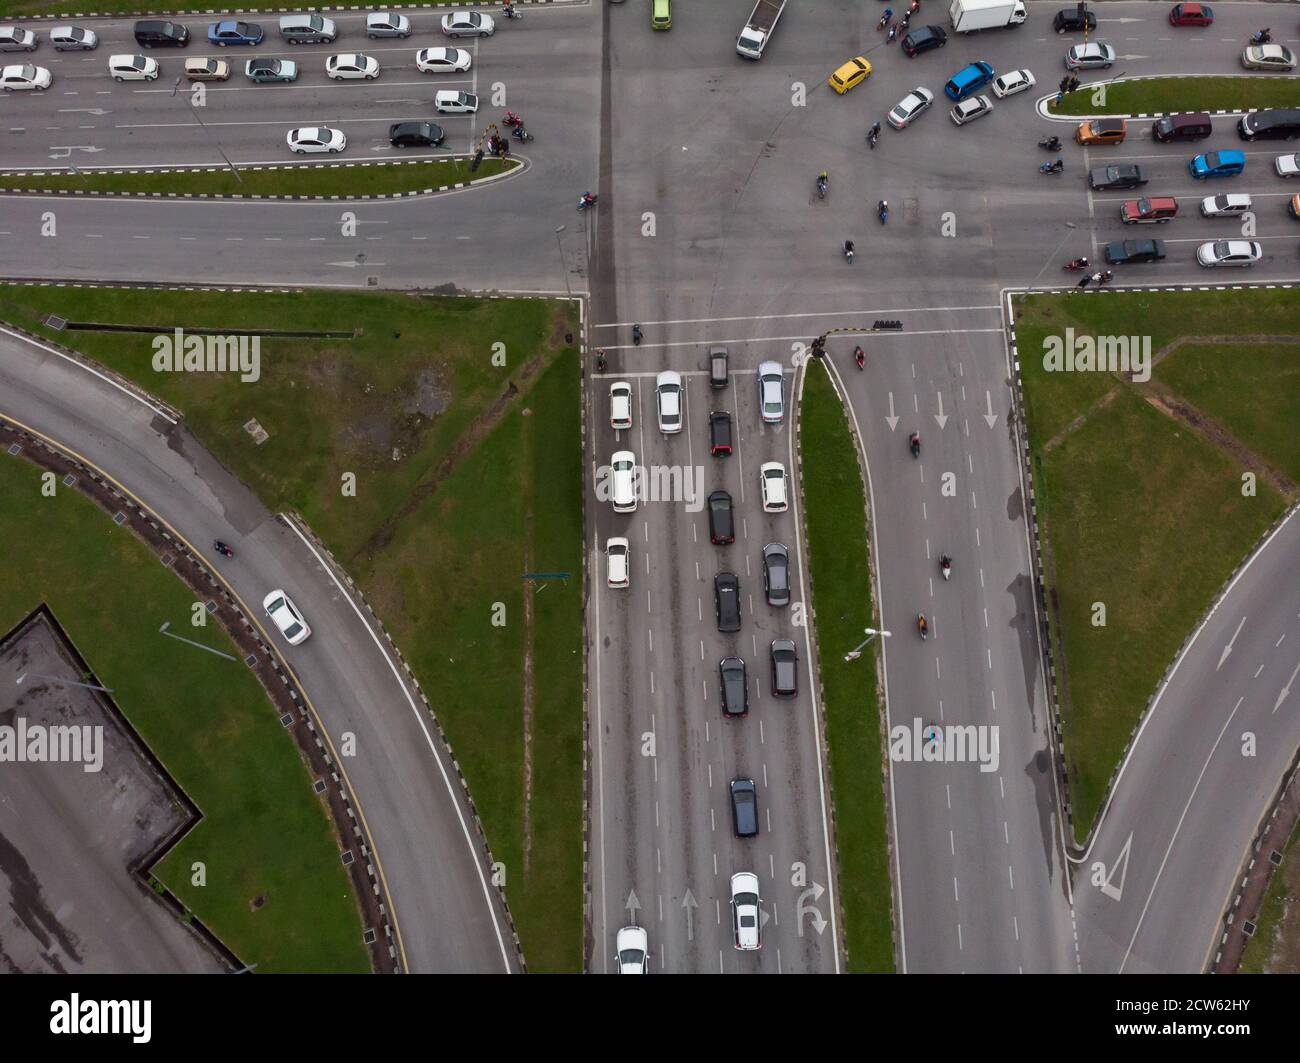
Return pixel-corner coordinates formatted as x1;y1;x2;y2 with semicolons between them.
1100;831;1133;901
681;889;697;941
1217;615;1246;671
1273;658;1300;714
796;882;828;936
886;392;898;431
934;393;948;430
983;390;998;428
1098;17;1145;22
328;260;386;268
1116;54;1150;61
57;108;110;116
47;145;104;159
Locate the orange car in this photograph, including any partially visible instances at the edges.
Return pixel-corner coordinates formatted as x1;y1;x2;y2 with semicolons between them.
1076;118;1128;145
1290;193;1300;219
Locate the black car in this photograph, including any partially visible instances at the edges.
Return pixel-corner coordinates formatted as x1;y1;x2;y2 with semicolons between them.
1104;239;1167;265
1089;164;1147;191
1052;8;1096;33
770;638;798;697
715;572;741;633
709;410;733;456
719;657;748;717
134;19;190;47
762;542;790;608
730;778;759;837
389;121;445;148
708;489;734;545
901;25;946;58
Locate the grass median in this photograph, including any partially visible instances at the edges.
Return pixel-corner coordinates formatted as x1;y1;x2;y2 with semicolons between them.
1015;289;1298;837
1050;76;1300;117
0;283;585;970
0;157;513;199
0;458;369;973
799;361;894;973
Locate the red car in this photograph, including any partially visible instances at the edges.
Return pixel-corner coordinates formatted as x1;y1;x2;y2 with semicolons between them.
1169;3;1213;26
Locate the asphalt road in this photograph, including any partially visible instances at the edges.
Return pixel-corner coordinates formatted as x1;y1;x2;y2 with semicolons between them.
1;0;1298;975
0;324;520;973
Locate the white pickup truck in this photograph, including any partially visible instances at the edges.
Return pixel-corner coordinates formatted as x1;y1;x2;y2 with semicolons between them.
736;0;786;60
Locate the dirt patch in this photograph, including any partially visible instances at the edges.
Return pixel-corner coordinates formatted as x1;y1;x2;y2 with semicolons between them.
1041;386;1121;453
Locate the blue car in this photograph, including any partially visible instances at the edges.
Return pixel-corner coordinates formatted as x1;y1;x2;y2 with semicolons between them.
208;20;263;46
1188;149;1245;179
944;60;995;101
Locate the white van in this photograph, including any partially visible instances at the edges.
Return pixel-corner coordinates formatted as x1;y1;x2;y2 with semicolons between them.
109;54;158;81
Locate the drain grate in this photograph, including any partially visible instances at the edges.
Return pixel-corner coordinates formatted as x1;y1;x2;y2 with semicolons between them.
7;443;22;456
113;512;127;525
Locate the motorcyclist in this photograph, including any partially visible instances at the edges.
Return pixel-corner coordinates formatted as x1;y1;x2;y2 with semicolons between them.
213;540;233;558
909;431;920;455
594;348;608;372
854;345;866;369
940;554;952;571
878;199;889;223
1100;269;1114;284
504;110;521;126
631;324;643;345
909;0;920;12
887;23;898;42
1252;28;1272;44
844;239;855;263
878;9;893;29
1066;256;1088;271
817;170;828;196
1041;135;1062;151
580;191;597;208
918;614;928;637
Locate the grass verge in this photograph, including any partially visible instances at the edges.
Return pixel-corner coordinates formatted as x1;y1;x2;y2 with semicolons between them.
1015;290;1298;837
799;361;894;973
1049;76;1300;117
0;457;368;972
1239;815;1300;973
0;157;513;199
0;282;585;970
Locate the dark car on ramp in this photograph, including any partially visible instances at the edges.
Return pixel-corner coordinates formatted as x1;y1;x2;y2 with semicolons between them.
730;778;759;837
1104;239;1167;264
762;542;790;608
1089;164;1147;191
715;572;741;633
719;656;748;717
708;489;735;545
902;25;946;58
770;638;798;697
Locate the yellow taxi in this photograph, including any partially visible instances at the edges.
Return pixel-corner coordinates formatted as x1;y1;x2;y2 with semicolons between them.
828;56;872;95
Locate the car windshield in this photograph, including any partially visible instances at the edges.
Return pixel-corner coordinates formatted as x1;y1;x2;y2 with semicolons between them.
1213;242;1230;256
283;620;303;638
617;948;643;964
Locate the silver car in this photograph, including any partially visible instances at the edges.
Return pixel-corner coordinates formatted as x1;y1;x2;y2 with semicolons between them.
756;361;785;424
50;25;97;51
1065;42;1115;69
366;12;411;38
0;26;37;52
888;86;934;129
1196;240;1262;268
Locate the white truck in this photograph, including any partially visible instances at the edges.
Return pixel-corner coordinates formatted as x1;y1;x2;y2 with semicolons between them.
949;0;1026;32
736;0;786;60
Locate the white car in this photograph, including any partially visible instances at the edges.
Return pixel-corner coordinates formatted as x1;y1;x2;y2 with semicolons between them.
615;925;648;973
655;370;683;434
609;380;632;431
610;451;637;514
326;53;379;80
108;54;158;82
287;126;347;154
1241;44;1296;72
1196;240;1262;268
434;89;479;114
607;538;630;589
757;361;785;424
263;590;311;645
50;25;97;51
1199;193;1252;217
416;47;472;74
366;12;411;39
1065;42;1115;69
441;11;495;38
0;63;50;90
730;872;762;951
888;86;934;129
760;462;789;513
1275;154;1300;179
991;68;1034;98
950;94;993;126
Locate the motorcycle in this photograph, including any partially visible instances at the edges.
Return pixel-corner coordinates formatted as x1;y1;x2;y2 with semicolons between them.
816;172;828;199
1063;257;1089;272
502;4;523;20
877;199;889;225
900;11;911;29
844;240;855;264
854;346;866;371
213;540;234;559
1038;135;1062;152
940;555;952;581
887;24;898;42
877;9;893;30
632;324;643;346
908;0;920;12
594;350;608;373
867;123;881;149
1098;270;1114;286
909;432;920;458
511;125;534;142
1039;159;1064;175
917;614;929;640
578;192;598;212
1251;29;1272;45
502;112;523;128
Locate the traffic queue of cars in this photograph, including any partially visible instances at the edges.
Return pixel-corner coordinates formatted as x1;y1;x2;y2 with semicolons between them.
605;353;796;955
0;12;495;156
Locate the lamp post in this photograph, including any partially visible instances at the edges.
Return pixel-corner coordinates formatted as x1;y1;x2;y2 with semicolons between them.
171;75;243;185
844;627;891;663
554;224;572;299
1019;221;1077;308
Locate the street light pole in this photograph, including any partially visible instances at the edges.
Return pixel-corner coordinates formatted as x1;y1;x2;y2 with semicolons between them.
844;627;891;662
171;76;243;185
1019;221;1077;308
554;224;572;299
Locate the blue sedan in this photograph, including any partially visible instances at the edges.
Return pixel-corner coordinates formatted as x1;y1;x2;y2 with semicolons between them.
208;20;264;46
1188;149;1245;179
